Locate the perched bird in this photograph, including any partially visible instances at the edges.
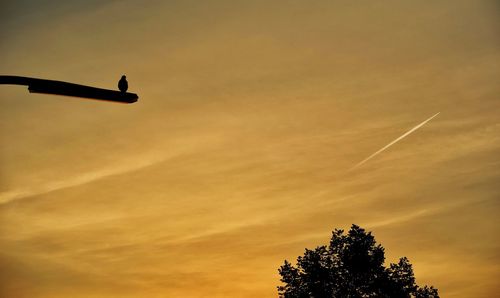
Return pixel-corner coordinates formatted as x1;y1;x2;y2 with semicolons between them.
118;75;128;93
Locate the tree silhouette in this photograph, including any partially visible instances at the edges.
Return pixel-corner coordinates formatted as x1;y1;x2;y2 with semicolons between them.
278;225;439;298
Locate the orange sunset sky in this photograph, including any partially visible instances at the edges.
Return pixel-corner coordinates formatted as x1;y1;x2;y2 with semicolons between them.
1;1;499;297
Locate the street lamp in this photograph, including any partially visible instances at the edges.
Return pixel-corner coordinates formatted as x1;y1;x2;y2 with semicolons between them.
0;75;138;103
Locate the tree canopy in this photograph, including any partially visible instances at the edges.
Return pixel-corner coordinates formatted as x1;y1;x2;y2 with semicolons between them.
278;225;439;298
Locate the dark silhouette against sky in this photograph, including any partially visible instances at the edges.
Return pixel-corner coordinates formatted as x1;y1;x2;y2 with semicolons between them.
118;75;128;93
279;225;439;298
0;75;137;103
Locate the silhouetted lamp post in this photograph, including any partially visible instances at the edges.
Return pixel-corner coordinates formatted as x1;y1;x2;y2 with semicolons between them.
0;75;138;103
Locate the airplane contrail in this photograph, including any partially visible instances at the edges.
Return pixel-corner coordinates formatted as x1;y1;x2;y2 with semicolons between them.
350;112;440;171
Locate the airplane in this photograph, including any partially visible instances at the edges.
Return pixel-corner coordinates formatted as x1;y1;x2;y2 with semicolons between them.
0;75;138;103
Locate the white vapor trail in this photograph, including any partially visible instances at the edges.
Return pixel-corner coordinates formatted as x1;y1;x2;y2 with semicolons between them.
350;112;440;170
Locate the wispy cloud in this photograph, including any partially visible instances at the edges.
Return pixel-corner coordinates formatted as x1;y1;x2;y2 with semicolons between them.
0;154;169;205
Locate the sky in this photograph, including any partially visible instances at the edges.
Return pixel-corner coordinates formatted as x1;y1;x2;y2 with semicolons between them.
0;1;499;297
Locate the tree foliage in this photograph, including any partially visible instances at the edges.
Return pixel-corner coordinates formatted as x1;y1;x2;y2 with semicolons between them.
278;225;439;298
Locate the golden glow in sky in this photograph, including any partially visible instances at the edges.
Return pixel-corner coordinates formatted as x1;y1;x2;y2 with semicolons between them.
1;1;499;297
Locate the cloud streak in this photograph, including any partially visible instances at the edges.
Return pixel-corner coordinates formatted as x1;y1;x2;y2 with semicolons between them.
350;112;440;171
0;154;169;205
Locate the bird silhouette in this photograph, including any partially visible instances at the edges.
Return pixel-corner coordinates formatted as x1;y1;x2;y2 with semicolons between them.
118;75;128;93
